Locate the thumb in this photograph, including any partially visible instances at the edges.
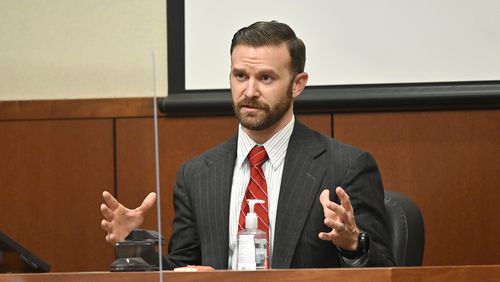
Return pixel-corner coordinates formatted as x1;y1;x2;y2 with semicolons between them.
138;192;157;212
319;189;330;207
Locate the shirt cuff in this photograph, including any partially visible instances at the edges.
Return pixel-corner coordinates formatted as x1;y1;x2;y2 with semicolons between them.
338;249;369;267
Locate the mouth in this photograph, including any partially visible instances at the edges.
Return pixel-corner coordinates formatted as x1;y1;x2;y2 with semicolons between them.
236;98;267;114
240;105;262;113
242;104;257;109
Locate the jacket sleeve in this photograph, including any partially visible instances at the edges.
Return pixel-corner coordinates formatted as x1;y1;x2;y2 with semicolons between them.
341;151;396;267
163;163;202;269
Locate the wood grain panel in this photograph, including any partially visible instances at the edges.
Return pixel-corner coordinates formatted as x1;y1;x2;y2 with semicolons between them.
334;110;500;266
114;114;332;248
0;119;115;272
392;265;500;282
0;268;391;282
297;114;332;137
2;266;500;282
0;98;155;121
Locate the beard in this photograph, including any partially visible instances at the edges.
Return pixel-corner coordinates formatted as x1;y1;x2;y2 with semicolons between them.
232;83;293;131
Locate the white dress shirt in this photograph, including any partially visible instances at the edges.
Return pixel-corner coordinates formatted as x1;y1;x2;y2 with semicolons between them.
228;116;295;269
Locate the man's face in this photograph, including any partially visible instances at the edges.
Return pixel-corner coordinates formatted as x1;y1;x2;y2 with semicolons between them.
230;44;295;131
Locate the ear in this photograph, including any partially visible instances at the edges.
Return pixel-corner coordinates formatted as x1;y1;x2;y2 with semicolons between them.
291;72;309;98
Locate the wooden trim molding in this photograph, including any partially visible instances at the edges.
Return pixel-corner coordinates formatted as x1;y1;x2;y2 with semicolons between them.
0;98;158;121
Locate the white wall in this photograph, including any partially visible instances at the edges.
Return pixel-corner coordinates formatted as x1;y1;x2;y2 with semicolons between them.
185;0;500;90
0;0;167;101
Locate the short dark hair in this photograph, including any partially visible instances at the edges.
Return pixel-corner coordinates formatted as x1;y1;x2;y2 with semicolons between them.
230;21;306;75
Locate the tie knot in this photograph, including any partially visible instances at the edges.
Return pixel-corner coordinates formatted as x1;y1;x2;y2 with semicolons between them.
248;146;268;167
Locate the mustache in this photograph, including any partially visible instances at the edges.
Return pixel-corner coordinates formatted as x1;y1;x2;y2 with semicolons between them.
237;97;267;109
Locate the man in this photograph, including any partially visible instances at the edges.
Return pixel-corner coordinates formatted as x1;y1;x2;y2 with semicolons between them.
101;21;395;269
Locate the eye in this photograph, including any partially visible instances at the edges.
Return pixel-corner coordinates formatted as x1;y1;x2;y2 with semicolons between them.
260;74;273;83
233;72;247;81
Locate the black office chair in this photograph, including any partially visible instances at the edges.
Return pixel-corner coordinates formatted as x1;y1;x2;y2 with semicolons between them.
384;190;425;266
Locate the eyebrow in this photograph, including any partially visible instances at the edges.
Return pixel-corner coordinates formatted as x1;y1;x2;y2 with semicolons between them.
231;68;247;74
231;68;280;77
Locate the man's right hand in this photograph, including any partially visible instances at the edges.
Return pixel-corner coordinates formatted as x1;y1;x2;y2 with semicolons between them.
100;191;156;244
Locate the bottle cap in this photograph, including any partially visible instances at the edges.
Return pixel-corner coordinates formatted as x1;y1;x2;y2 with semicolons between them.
246;199;264;230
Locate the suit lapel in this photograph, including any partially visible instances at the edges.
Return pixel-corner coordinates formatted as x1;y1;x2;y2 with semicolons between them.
202;137;237;269
272;122;326;268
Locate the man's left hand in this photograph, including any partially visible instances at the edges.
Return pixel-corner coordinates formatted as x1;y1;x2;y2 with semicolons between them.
318;187;359;251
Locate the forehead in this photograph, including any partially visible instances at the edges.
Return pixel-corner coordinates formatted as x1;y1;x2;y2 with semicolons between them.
230;44;291;71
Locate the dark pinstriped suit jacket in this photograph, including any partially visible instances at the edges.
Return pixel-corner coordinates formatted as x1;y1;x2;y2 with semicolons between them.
164;121;395;269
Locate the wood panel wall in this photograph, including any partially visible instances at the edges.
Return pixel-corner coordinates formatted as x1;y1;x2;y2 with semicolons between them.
334;110;500;266
0;98;498;271
0;119;115;271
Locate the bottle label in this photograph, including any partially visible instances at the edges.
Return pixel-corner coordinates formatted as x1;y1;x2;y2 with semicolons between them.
237;235;256;270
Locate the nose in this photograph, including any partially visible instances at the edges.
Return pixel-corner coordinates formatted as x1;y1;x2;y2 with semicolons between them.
243;78;259;98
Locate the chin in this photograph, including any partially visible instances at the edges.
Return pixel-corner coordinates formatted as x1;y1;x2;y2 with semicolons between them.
239;115;269;131
241;120;264;131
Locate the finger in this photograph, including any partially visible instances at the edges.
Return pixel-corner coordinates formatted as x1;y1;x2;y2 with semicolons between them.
101;219;112;232
324;217;345;232
195;265;215;271
320;189;343;213
138;192;157;212
323;188;347;221
108;233;117;244
319;189;330;207
323;207;340;221
102;191;120;210
174;267;199;272
319;189;338;215
318;231;337;242
323;199;347;220
100;204;114;221
336;187;353;212
336;187;357;232
176;265;215;272
320;189;345;222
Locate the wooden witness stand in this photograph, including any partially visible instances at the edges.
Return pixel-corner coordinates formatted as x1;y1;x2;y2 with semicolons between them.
1;265;499;282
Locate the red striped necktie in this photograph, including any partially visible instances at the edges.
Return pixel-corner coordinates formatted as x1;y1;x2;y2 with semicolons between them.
238;145;270;268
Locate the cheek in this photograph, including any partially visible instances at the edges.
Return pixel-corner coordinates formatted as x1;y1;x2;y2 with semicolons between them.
230;81;241;96
230;89;238;102
262;84;288;103
229;80;238;93
231;85;245;103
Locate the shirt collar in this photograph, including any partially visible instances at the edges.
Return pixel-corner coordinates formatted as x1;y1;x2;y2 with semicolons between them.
236;115;295;170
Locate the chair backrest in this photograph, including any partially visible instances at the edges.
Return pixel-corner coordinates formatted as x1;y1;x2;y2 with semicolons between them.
384;190;425;266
